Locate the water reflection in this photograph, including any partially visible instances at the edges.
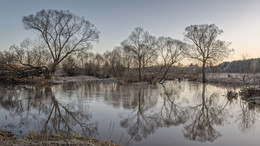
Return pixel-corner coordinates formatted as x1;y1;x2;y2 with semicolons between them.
183;84;229;142
155;83;189;127
237;99;260;133
119;82;230;143
41;87;97;136
0;85;97;137
120;87;159;141
1;81;260;145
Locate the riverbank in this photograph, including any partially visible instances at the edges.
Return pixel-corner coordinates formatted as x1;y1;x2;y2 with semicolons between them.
0;75;120;85
2;73;259;87
205;73;260;86
0;129;119;146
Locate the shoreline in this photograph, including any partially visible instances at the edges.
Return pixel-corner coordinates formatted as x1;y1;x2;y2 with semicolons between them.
0;129;119;146
0;75;120;86
2;73;260;87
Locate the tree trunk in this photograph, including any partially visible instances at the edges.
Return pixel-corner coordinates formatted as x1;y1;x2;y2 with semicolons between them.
44;64;56;79
138;58;142;81
158;63;174;84
44;70;53;79
202;83;206;109
112;66;116;77
127;64;130;75
202;61;206;83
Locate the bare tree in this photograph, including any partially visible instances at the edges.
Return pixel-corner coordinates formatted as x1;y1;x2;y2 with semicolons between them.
77;51;88;67
0;51;16;67
103;47;124;77
184;24;233;83
62;55;79;76
10;39;50;68
0;48;47;81
0;39;52;80
95;53;104;69
84;52;96;75
22;9;99;79
0;51;16;81
157;37;187;83
121;27;157;81
121;46;133;73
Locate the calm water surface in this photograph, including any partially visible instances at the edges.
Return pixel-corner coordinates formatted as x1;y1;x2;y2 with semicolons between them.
0;80;260;146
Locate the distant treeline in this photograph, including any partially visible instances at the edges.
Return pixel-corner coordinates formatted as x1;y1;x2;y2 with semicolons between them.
215;58;260;73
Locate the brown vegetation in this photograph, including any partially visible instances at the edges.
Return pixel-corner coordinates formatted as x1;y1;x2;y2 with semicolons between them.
0;129;119;146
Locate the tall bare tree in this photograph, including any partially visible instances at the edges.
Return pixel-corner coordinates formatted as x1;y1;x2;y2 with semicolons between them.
184;24;233;83
157;37;186;83
22;9;99;79
121;27;157;81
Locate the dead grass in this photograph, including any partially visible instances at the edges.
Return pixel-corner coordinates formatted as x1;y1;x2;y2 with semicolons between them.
0;130;119;146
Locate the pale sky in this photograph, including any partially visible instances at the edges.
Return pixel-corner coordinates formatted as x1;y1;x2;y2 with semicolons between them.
1;0;260;62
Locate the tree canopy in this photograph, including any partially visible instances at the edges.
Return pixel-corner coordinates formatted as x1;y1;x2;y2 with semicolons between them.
22;9;99;78
184;24;234;83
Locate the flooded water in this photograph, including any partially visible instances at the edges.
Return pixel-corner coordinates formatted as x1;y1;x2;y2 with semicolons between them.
0;80;260;146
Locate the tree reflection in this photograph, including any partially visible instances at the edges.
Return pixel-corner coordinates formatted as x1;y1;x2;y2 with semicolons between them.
183;84;228;142
119;82;230;143
120;87;159;141
237;99;260;133
41;87;97;137
155;82;189;127
2;81;260;143
0;85;97;137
